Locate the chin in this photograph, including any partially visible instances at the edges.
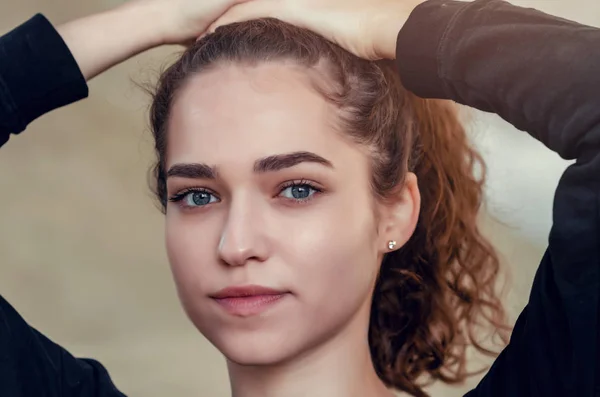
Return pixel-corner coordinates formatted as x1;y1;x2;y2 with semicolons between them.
203;323;304;366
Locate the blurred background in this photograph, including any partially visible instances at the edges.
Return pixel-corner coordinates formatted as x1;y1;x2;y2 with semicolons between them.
0;0;598;396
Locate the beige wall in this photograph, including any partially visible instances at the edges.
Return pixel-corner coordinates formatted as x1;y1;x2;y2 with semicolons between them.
0;1;597;396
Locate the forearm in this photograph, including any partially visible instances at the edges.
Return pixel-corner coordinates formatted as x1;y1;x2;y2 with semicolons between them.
0;15;88;142
395;0;600;160
0;1;166;145
57;0;166;81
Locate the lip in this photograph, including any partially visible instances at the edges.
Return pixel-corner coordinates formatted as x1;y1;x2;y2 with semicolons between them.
212;285;286;299
210;285;289;317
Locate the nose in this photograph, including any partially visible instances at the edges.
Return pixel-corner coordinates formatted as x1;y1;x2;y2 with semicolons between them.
218;194;269;267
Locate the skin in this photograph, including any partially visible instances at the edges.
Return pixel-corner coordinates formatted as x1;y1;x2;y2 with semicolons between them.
55;0;420;84
56;0;253;80
209;0;424;60
164;62;420;397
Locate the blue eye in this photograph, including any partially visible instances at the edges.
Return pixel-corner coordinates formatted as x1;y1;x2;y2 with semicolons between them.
279;184;318;201
170;189;219;208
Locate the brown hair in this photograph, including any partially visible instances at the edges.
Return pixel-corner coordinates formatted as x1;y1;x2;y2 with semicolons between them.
148;19;509;397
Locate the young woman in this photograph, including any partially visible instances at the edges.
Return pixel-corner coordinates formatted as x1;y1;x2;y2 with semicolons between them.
0;1;598;397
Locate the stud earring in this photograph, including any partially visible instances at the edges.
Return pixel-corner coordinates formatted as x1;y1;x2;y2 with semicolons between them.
387;240;397;250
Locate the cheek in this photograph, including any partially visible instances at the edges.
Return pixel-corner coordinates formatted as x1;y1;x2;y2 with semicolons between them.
165;211;221;307
286;191;381;320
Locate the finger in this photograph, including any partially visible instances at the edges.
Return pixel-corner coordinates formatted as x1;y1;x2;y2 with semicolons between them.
208;0;282;33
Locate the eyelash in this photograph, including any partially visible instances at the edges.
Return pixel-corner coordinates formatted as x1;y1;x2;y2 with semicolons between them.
278;180;323;204
168;187;213;204
168;180;323;208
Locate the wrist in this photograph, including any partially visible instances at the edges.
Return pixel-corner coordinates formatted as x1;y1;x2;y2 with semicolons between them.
115;0;167;48
373;0;424;59
56;0;167;81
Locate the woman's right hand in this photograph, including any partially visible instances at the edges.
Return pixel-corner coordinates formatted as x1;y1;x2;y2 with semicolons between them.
207;0;424;60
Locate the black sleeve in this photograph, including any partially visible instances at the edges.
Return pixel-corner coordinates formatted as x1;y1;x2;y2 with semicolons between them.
0;14;88;147
396;1;600;396
0;295;127;397
0;15;123;397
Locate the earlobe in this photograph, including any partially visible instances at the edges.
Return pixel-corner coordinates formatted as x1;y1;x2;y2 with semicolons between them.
379;172;420;252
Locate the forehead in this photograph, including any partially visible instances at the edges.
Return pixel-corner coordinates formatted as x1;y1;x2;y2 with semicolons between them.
165;63;361;169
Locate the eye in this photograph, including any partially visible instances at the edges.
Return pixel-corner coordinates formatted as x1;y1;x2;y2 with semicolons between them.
278;182;320;201
169;188;220;208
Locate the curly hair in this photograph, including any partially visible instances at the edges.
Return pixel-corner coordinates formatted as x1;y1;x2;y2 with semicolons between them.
147;18;510;397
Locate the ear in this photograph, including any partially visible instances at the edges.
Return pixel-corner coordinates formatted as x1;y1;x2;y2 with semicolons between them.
376;172;420;254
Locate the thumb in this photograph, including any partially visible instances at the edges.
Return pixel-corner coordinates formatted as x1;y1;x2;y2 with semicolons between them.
207;0;283;33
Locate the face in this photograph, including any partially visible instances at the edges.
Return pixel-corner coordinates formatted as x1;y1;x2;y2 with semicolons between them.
164;62;408;366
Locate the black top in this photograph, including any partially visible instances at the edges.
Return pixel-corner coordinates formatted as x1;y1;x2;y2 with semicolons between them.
0;1;598;396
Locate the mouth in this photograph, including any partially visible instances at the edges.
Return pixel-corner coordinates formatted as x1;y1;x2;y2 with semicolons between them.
210;285;289;317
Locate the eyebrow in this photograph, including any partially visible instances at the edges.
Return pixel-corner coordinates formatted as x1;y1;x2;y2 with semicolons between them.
167;151;333;180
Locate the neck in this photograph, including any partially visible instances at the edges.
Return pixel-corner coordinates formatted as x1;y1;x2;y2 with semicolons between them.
227;304;394;397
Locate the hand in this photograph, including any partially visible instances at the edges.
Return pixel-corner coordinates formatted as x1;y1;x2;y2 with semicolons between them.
207;0;424;60
57;0;253;81
131;0;253;45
